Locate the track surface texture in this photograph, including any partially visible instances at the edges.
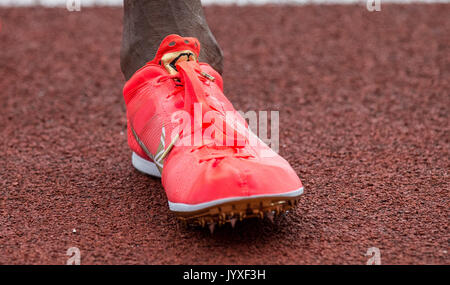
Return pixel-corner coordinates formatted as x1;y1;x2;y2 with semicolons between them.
0;5;449;264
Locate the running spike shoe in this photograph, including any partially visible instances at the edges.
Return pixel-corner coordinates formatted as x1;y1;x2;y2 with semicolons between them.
123;34;303;227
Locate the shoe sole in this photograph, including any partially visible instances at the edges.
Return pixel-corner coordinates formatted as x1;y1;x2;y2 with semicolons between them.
132;151;162;177
132;152;303;227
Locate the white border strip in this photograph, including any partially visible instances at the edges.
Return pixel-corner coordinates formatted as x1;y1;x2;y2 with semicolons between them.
0;0;448;7
169;187;304;212
203;0;450;3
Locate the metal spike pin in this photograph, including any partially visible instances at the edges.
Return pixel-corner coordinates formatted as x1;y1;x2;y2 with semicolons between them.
266;211;275;223
230;218;237;229
258;211;264;219
209;223;216;234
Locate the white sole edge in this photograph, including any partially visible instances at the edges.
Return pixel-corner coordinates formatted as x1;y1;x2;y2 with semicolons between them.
169;187;304;212
132;152;161;178
132;152;304;213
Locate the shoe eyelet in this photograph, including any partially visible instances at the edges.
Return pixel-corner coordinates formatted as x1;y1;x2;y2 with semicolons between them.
168;41;176;47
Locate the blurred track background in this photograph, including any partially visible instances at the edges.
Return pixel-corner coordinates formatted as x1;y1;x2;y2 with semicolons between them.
0;1;448;264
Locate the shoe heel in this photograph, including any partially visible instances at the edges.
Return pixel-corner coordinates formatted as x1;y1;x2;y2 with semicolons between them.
131;152;161;178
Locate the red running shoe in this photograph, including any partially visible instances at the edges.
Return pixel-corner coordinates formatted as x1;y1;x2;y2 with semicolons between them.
123;34;303;228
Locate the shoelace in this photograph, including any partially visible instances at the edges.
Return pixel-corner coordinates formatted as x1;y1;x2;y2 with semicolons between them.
157;62;254;162
157;74;184;98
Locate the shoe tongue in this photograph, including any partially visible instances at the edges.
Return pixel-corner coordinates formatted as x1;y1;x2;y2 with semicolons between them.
151;35;201;74
160;50;198;75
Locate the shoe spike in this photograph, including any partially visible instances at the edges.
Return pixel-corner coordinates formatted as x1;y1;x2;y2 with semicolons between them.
258;210;264;219
275;206;282;214
209;223;216;234
266;211;275;223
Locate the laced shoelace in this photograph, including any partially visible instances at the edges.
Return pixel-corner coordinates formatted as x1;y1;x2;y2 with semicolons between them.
157;63;254;162
157;74;184;98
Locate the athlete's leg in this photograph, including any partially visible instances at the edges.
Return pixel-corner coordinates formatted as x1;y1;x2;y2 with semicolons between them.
120;0;223;80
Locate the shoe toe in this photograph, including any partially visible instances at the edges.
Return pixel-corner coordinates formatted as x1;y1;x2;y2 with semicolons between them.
162;151;302;205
